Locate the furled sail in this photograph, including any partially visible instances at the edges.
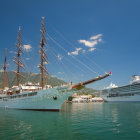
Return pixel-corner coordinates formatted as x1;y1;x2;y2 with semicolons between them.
13;27;25;86
39;17;49;89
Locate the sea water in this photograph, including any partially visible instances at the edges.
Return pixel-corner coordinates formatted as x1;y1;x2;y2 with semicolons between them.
0;102;140;140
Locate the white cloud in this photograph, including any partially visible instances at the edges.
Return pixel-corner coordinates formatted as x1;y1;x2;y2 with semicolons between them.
78;34;103;53
23;44;32;52
98;38;102;42
9;51;16;54
78;40;98;48
68;34;103;56
90;34;102;40
57;54;63;61
26;58;30;60
82;50;86;53
58;72;64;74
89;48;96;52
76;48;82;51
68;48;82;56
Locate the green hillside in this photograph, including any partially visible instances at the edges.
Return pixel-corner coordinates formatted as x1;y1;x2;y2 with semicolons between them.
0;72;97;95
0;71;66;88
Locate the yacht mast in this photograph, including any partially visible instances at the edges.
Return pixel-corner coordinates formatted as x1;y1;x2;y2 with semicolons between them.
13;27;25;87
3;48;6;89
39;17;49;89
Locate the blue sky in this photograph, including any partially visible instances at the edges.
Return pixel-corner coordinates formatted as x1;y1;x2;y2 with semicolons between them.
0;0;140;89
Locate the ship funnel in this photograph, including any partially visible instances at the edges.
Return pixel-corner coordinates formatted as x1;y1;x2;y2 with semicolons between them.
130;75;140;84
132;75;139;81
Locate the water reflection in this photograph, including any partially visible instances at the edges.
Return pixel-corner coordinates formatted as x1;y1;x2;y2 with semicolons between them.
0;109;73;139
111;107;121;133
62;102;140;139
0;103;140;140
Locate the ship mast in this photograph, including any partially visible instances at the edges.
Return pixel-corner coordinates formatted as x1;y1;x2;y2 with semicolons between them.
13;27;25;87
72;72;111;90
3;48;6;90
39;17;49;89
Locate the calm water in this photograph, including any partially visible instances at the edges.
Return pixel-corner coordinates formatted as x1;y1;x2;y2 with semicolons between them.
0;102;140;140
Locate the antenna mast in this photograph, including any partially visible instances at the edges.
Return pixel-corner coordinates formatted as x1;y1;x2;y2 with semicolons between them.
13;27;25;87
39;17;49;89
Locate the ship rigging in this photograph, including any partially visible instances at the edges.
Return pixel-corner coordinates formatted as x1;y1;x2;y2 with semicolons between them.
12;27;25;87
39;17;49;89
0;17;111;111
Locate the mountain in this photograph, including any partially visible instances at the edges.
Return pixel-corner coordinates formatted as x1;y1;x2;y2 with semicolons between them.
0;72;98;96
0;71;66;88
76;87;99;96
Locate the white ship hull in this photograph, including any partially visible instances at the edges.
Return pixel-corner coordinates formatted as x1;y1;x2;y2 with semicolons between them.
101;82;140;102
0;86;76;111
101;94;140;102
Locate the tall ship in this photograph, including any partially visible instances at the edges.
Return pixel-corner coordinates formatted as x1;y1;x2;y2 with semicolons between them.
101;75;140;102
0;17;110;111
